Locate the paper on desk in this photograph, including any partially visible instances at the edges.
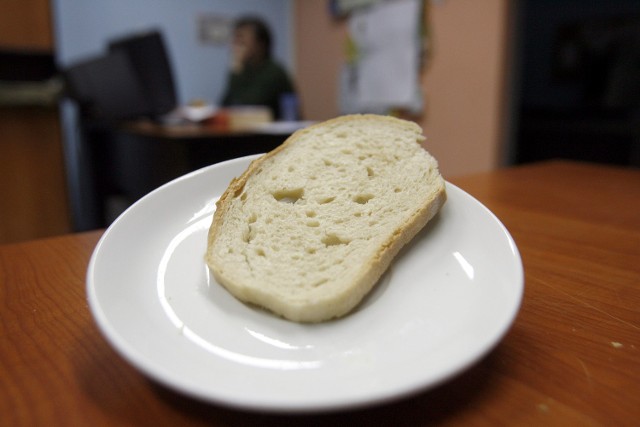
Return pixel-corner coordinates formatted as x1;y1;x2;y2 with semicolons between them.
348;0;421;108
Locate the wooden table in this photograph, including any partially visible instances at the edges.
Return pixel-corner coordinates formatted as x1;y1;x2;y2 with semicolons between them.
2;160;639;425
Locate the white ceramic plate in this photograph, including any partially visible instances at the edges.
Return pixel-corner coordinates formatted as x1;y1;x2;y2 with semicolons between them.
87;154;523;413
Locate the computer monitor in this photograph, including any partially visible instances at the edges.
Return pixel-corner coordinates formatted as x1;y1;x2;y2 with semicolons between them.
64;50;152;121
108;30;177;117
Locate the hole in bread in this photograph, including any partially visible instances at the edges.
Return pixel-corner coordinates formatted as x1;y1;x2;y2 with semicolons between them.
272;188;304;204
322;233;350;247
341;149;352;155
306;220;320;227
353;194;374;204
247;213;257;224
288;166;295;172
256;248;266;257
318;196;335;204
366;167;375;177
240;192;248;201
394;187;402;193
306;210;316;218
323;159;333;166
306;248;317;254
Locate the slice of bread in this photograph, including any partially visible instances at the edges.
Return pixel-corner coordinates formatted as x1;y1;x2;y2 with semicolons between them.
206;114;446;322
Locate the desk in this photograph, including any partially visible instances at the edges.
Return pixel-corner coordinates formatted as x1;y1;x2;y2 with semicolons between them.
81;121;294;229
1;160;639;425
122;120;312;139
115;121;290;183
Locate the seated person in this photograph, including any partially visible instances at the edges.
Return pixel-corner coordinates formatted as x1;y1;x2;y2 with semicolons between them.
220;16;298;120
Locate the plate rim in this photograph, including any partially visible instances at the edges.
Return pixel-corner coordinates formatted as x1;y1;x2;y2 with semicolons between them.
86;154;524;413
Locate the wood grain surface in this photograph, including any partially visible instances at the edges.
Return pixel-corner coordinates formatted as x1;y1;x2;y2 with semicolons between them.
1;160;638;426
0;108;71;244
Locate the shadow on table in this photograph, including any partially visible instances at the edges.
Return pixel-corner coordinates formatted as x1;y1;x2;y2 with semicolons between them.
150;342;511;426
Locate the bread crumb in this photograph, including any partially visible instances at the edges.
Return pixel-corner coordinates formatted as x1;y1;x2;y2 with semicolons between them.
611;341;623;348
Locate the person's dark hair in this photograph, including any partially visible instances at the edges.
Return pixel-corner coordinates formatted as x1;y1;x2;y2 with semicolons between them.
235;16;272;59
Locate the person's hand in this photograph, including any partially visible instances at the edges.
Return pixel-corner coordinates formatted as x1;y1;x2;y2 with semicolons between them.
231;43;248;73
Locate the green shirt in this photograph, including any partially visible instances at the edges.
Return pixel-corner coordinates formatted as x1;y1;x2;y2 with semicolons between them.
221;58;296;119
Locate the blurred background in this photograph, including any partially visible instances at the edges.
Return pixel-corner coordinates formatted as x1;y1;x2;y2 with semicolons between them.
2;0;639;244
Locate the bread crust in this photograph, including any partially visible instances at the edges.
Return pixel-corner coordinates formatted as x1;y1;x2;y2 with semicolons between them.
206;114;446;322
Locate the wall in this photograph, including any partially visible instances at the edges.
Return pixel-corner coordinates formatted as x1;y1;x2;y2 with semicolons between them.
52;0;293;105
293;1;347;120
51;0;293;230
294;0;511;177
421;0;511;176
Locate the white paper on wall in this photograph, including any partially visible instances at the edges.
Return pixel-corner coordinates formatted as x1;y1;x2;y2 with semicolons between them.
346;0;422;111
